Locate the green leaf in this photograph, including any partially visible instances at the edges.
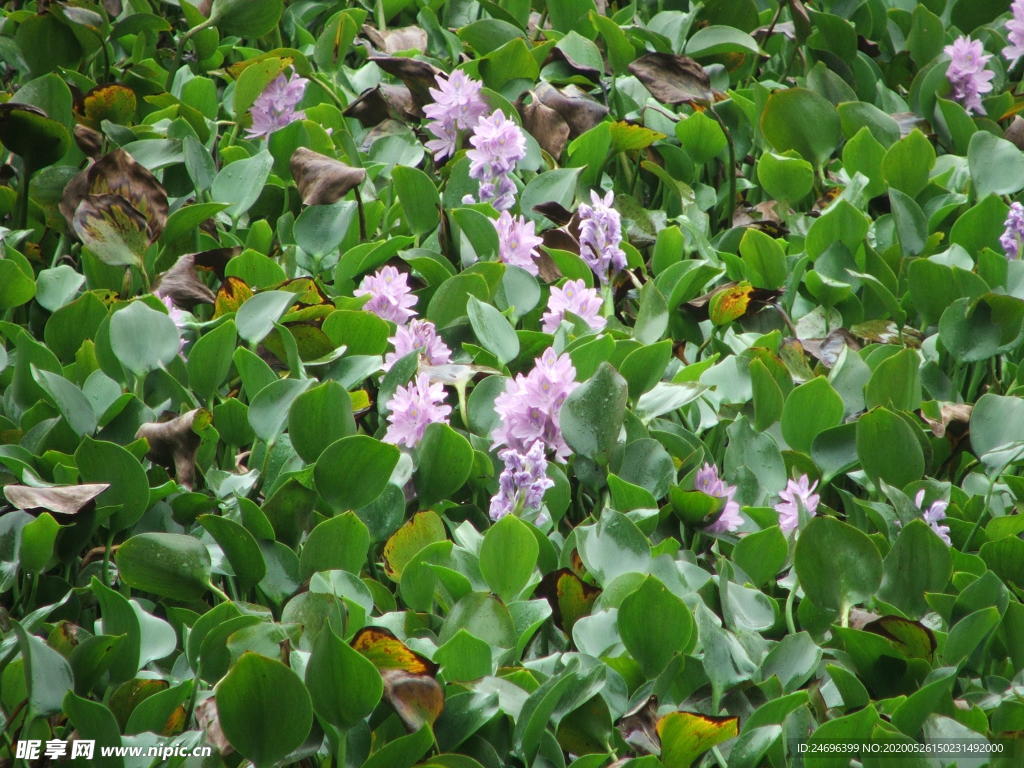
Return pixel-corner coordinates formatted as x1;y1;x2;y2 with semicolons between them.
435;629;493;682
657;710;739;768
216;652;313;767
198;514;266;589
393;165;441;235
15;621;74;716
116;532;212;601
75;437;150;532
109;301;180;376
733;525;787;587
19;512;59;573
795;516;882;615
427;273;490;329
979;536;1024;589
0;259;36;309
209;0;284;38
236;290;296;344
684;25;760;56
634;281;668;344
468;295;519;364
248;378;310;443
881;129;935;198
618;575;694;677
211;150;274;218
620;340;672;399
288;380;356;463
315;435;400;511
306;625;382;729
294;200;357;257
760;88;839;166
560;362;628;462
299;512;370;579
32;367;96;436
864;348;921;412
968;130;1024;200
415;422;474;505
941;607;1001;666
781;377;843;454
856;407;925;489
750;358;784;431
878;520;952;619
755;151;813;205
480;514;539;602
739;228;787;289
970;393;1024;470
675;110;726;164
63;692;124;768
187;319;237;400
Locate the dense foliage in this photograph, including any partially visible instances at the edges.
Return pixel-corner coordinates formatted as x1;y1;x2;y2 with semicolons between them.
2;0;1024;767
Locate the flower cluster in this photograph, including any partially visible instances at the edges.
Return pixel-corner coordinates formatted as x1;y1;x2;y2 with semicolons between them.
915;490;952;546
1001;202;1024;260
423;71;490;161
492;348;578;461
383;319;452;371
695;463;742;533
465;111;526;211
246;71;308;139
355;266;418;324
495;211;543;275
489;440;554;522
383;373;451;448
1004;1;1024;63
157;292;187;354
541;279;606;334
774;475;819;532
943;36;994;115
577;190;626;283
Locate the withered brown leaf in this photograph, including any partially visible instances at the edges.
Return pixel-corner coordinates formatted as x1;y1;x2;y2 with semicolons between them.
628;53;713;105
290;147;367;206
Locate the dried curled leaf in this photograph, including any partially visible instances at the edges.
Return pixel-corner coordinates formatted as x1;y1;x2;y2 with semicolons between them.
154;253;218;309
80;84;137;129
380;669;445;732
73;124;103;158
71;193;150;267
534;82;609;137
3;483;110;515
290;147;367;206
617;696;661;756
362;24;427;54
920;403;973;438
628;53;713;105
521;98;571;158
368;56;443;109
135;409;211;490
344;84;421;125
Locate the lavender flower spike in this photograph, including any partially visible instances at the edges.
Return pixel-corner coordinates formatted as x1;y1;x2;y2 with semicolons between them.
423;70;489;161
465;110;526;211
541;279;606;334
495;211;543;275
157;292;187;354
914;490;952;546
943;36;994;115
774;475;820;533
695;463;743;533
383;319;452;371
492;348;578;461
355;265;418;324
489;440;555;522
384;372;452;448
1001;202;1024;259
578;190;627;283
246;71;308;139
1004;0;1024;63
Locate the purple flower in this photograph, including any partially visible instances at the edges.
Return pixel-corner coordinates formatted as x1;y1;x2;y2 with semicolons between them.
1001;202;1024;259
695;463;742;533
355;266;418;324
489;440;554;522
423;71;490;161
578;190;626;283
465;111;526;211
246;72;308;139
914;490;952;546
383;319;452;371
774;475;820;533
492;348;578;461
541;279;606;334
495;211;543;275
1004;1;1024;63
944;36;994;115
384;372;452;448
157;292;187;353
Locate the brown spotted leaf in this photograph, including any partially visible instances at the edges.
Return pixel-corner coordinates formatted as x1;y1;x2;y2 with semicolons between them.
84;148;168;240
381;668;445;732
864;615;936;660
3;483;110;515
538;568;601;633
135;409;212;490
656;711;739;768
81;84;137;129
290;147;367;206
351;627;437;675
628;53;713;105
73;124;103;157
214;276;254;317
801;328;860;368
0;102;71;169
71;193;149;267
195;697;232;756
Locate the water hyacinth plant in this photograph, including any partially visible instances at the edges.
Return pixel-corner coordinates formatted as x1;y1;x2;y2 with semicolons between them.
2;1;1024;767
